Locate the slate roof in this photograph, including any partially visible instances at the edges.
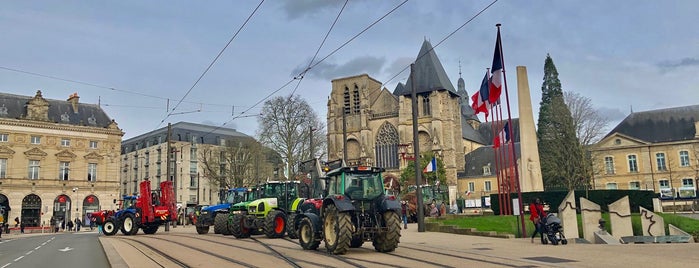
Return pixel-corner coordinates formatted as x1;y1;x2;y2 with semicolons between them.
393;40;457;96
461;143;522;178
606;105;699;143
0;92;114;128
121;121;253;153
477;119;521;145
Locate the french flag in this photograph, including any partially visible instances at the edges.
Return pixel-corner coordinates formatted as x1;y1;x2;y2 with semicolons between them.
470;71;490;116
493;122;510;148
423;157;437;173
489;28;503;104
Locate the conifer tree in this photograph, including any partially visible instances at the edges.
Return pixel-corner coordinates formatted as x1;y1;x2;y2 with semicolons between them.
537;54;587;190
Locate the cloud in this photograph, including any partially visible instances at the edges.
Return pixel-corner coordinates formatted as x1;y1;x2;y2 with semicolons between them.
657;57;699;71
279;0;345;20
292;55;386;81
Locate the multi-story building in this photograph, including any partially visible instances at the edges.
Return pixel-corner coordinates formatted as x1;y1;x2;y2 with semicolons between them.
0;91;123;227
120;122;279;213
591;105;699;199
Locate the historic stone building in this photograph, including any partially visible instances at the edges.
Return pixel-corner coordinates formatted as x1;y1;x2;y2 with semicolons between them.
591;105;699;199
120;122;279;213
0;91;123;227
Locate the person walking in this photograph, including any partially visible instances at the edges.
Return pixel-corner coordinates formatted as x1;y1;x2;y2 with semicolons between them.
400;201;408;229
66;219;74;232
75;217;82;232
97;222;103;236
529;197;546;244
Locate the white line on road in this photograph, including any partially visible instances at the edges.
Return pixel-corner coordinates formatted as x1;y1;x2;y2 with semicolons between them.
34;246;40;250
41;242;46;246
25;250;33;255
2;263;11;268
13;256;23;262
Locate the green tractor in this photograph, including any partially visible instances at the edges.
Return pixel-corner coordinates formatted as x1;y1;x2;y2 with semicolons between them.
223;186;262;235
294;166;402;255
229;181;306;239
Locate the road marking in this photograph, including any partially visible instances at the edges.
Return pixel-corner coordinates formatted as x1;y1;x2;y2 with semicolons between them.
58;247;73;252
2;263;11;268
25;250;33;255
13;256;23;262
34;246;40;250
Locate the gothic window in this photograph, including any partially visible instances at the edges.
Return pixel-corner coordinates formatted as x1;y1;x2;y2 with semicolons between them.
343;86;351;114
374;123;399;169
353;85;360;114
421;94;431;116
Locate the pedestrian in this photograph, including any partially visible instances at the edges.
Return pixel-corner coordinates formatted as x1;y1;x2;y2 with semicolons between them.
400;201;408;229
529;197;546;244
14;217;20;228
429;203;439;217
97;222;103;236
66;219;74;232
60;218;65;231
439;201;447;217
75;217;82;232
20;220;25;234
54;217;60;233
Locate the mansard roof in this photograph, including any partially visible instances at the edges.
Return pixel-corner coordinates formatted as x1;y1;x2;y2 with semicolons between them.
0;92;114;128
477;119;521;145
605;104;699;143
460;143;521;178
393;40;457;96
121;121;254;153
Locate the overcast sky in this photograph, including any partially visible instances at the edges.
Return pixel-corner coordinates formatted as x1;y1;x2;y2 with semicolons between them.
2;1;698;140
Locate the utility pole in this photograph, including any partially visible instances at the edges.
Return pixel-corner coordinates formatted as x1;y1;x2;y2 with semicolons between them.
309;126;315;160
342;108;348;164
410;63;425;232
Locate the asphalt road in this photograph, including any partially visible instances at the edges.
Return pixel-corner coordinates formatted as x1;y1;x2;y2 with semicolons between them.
0;232;109;268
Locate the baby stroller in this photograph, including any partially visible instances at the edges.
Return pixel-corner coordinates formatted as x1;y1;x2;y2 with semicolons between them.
541;213;567;245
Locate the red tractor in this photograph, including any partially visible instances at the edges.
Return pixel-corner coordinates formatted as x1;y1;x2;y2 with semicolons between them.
101;180;177;236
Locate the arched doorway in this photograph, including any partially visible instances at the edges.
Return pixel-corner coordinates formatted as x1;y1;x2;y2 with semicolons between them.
53;195;71;225
21;194;41;227
82;195;100;219
1;194;10;225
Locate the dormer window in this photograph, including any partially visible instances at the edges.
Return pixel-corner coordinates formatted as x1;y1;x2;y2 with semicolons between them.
614;139;621;145
483;164;491;176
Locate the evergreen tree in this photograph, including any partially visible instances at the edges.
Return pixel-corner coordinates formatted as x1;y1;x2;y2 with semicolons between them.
537;54;587;190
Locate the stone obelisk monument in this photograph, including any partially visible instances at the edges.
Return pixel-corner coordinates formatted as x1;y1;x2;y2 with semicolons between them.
516;66;544;192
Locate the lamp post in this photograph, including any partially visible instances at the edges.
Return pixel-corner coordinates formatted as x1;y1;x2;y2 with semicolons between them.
72;187;79;224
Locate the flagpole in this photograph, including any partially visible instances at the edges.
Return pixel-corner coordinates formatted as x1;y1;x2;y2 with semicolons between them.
497;23;527;237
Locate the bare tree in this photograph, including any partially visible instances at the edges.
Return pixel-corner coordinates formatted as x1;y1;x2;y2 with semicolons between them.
257;95;325;179
198;138;277;191
564;91;611;146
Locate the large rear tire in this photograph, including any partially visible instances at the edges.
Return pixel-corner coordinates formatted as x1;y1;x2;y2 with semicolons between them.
373;211;401;252
103;219;118;236
298;217;320;250
323;204;352;255
264;210;287;238
230;214;251;239
213;213;226;234
196;225;210;234
143;225;158;234
121;214;139;235
287;213;298;239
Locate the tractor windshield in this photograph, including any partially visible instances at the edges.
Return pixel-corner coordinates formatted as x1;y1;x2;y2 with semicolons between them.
338;172;383;200
263;183;284;198
225;191;238;204
122;197;136;210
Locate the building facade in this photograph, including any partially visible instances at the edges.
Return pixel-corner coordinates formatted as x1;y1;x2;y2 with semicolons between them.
591;105;699;199
0;91;123;227
120;122;279;212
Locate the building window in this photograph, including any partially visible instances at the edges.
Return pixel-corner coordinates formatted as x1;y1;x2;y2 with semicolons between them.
468;182;475;193
604;156;614;175
89;141;98;149
483;165;491;176
60;162;70;180
28;160;40;179
61;138;71;147
659;179;670;188
627;155;638;172
0;133;7;142
682;178;694;187
343;86;350;114
614;139;621;145
0;158;6;178
190;175;197;187
30;136;41;144
679;151;690;167
484;181;492;192
606;182;618;190
656;153;666;171
88;163;97;181
421;95;431;116
629;181;640;190
352;85;360;114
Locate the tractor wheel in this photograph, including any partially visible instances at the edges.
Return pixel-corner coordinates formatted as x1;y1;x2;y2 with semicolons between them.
196;225;210;234
323;204;352;255
230;214;251;239
264;210;287;238
213;213;226;234
287;214;298;239
103;219;119;236
143;225;158;234
373;211;401;252
121;214;139;235
350;235;364;248
298;217;320;250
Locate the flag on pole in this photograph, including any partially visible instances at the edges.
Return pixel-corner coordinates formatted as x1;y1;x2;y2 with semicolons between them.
423;157;437;173
489;28;503;104
470;72;490;116
493;122;510;148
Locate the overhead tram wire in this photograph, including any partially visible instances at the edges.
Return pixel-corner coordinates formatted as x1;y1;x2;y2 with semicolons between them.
198;0;409;140
363;0;499;102
289;0;349;97
156;0;265;128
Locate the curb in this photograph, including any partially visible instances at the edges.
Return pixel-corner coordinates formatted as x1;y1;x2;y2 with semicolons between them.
99;237;129;268
425;220;516;239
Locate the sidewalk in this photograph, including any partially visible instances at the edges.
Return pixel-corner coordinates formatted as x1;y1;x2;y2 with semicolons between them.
1;226;99;240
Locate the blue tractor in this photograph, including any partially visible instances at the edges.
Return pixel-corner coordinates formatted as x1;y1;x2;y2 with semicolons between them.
195;187;247;235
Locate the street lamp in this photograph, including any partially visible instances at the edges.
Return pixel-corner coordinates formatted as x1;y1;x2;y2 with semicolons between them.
72;187;79;221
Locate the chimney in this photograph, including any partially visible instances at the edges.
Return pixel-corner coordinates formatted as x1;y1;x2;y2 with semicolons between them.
68;92;79;113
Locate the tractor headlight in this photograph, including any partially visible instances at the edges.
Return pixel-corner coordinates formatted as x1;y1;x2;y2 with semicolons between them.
232;210;242;214
248;207;256;213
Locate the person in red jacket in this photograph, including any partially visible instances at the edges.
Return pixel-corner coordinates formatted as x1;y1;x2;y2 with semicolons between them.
529;197;546;243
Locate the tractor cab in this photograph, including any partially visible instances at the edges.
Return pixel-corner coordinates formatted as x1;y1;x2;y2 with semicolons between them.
119;195;138;210
326;166;385;200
